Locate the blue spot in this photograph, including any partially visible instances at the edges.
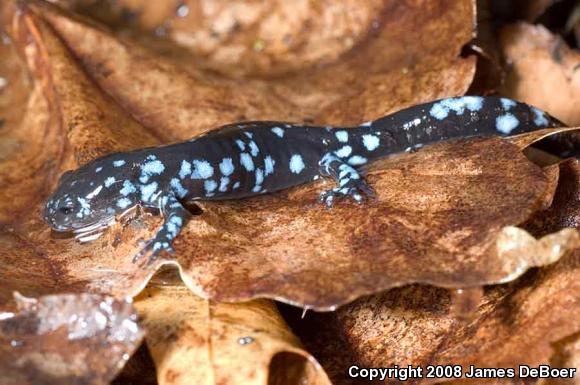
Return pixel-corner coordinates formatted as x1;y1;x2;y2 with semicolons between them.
95;167;103;173
255;168;264;185
113;160;126;167
335;145;352;158
166;222;178;237
140;182;159;202
219;158;234;176
362;135;380;151
204;180;217;194
532;107;549;126
240;153;254;171
191;160;214;179
496;114;520;134
348;156;367;166
117;198;132;209
501;98;517;110
170;178;188;198
244;132;253;139
264;156;275;175
249;141;259;157
233;181;241;190
335;130;348;143
219;177;230;192
252;185;262;193
120;180;136;196
141;159;165;179
76;197;91;218
271;127;284;138
430;103;449;120
236;139;245;151
429;97;484;120
77;197;90;209
289;154;305;174
179;160;191;179
170;216;182;226
462;96;484;111
104;177;116;188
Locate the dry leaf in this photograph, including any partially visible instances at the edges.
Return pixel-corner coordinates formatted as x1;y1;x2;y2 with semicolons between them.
0;293;143;385
37;0;477;130
0;1;558;311
500;22;580;125
291;247;579;385
544;333;580;385
0;2;579;385
66;0;388;79
289;154;580;384
134;282;330;385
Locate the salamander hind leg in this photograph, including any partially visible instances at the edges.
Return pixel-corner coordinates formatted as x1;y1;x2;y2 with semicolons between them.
132;194;192;264
318;153;375;208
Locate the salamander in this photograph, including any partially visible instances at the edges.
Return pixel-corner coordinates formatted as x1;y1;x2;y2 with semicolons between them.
43;96;562;262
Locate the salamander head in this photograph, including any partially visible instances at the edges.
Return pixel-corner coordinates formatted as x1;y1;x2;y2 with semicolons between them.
43;158;137;239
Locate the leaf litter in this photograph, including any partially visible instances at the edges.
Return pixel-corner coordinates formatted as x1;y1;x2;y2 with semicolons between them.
0;0;578;384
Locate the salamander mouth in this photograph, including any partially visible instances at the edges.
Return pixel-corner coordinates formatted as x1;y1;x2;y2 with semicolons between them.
70;217;116;243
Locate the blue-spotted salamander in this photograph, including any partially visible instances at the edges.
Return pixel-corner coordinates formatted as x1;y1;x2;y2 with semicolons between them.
43;96;562;261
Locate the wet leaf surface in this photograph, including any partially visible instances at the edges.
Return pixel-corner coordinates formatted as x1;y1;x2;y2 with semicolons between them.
0;293;143;385
134;281;330;385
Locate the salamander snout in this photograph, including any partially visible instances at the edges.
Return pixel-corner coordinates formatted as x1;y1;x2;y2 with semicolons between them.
43;194;80;231
44;164;129;235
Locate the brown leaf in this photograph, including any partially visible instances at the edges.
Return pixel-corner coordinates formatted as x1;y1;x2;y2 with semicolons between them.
506;127;580;151
499;22;580;125
37;0;476;131
6;132;578;310
0;2;579;385
70;0;388;79
292;247;579;385
136;137;577;309
134;282;331;385
1;5;577;311
1;1;578;311
545;333;580;385
289;154;580;383
0;292;143;385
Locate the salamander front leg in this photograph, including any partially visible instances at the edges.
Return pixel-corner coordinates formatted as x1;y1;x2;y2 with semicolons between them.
132;194;192;264
318;153;375;208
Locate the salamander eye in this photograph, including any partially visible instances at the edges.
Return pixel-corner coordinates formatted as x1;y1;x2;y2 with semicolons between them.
58;206;73;215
